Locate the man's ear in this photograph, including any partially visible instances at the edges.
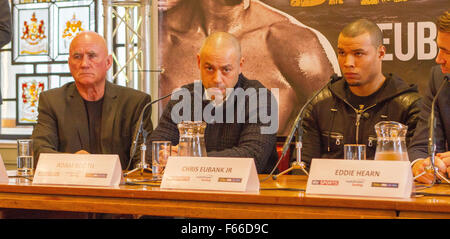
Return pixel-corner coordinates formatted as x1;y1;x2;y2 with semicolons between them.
106;54;113;70
378;45;386;60
239;57;244;74
197;54;201;69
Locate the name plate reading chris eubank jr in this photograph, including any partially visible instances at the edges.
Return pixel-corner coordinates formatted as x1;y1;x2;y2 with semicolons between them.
161;156;260;192
33;153;123;187
306;159;413;199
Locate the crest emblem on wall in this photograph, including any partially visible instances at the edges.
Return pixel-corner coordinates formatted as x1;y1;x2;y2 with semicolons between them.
21;80;45;108
13;1;94;62
20;12;48;55
17;76;48;124
56;3;93;58
62;13;84;40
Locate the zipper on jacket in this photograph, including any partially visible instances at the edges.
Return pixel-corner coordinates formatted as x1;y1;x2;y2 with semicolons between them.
341;99;377;145
322;131;343;151
355;106;363;144
334;134;343;146
327;108;338;152
368;136;377;147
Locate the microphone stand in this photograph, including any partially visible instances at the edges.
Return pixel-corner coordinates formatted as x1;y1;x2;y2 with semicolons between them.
414;76;449;185
124;129;151;177
271;74;339;180
124;93;173;177
271;104;309;180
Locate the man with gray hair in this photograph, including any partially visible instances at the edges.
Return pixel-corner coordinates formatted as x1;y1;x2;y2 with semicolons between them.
32;31;153;170
148;32;278;174
299;19;421;170
410;10;450;184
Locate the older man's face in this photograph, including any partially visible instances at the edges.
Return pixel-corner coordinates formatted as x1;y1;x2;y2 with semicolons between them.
436;31;450;74
68;34;112;88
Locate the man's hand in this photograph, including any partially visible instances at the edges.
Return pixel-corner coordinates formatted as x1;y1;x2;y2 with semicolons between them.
412;155;448;184
438;151;450;164
437;151;450;177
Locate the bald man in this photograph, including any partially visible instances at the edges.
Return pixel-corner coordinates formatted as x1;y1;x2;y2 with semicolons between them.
159;0;338;136
31;31;153;170
148;32;278;174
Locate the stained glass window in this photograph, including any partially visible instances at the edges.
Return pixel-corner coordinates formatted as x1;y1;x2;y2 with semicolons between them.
0;0;98;138
1;0;136;138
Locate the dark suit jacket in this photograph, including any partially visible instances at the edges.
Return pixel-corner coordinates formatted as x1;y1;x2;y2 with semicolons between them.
0;0;11;48
408;65;450;160
0;0;11;105
31;81;153;170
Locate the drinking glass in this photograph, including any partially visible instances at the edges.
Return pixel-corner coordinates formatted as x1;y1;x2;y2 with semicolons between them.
344;144;366;160
152;141;172;180
17;139;34;176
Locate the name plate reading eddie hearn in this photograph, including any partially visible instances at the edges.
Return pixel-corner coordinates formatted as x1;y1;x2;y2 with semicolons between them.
33;153;123;187
306;159;413;199
161;156;260;192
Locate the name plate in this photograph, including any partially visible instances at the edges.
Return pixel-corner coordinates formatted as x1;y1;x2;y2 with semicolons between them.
306;159;413;198
0;154;8;183
160;156;260;192
33;153;123;187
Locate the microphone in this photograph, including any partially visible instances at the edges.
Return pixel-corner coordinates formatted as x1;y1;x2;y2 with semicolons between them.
268;74;340;180
426;75;449;182
125;86;196;172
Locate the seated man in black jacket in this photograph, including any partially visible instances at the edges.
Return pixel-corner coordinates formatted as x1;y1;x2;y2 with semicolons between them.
148;32;278;174
299;19;421;170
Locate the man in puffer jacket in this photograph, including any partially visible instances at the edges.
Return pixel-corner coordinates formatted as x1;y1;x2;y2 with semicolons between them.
298;19;421;171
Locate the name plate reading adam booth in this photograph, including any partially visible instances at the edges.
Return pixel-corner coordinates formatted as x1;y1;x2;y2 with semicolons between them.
306;159;413;199
161;156;260;192
33;153;123;187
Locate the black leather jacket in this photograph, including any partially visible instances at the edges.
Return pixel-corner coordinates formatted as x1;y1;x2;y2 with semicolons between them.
299;73;422;169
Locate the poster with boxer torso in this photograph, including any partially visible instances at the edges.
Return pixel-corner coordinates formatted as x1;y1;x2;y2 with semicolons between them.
158;0;446;136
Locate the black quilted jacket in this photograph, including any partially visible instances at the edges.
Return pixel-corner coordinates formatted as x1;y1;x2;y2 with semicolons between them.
299;73;422;169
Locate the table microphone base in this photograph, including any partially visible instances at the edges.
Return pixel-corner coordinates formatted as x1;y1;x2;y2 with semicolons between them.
414;166;450;184
272;161;308;180
124;163;152;177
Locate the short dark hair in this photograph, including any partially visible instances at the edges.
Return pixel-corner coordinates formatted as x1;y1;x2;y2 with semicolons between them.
437;10;450;33
340;19;382;48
